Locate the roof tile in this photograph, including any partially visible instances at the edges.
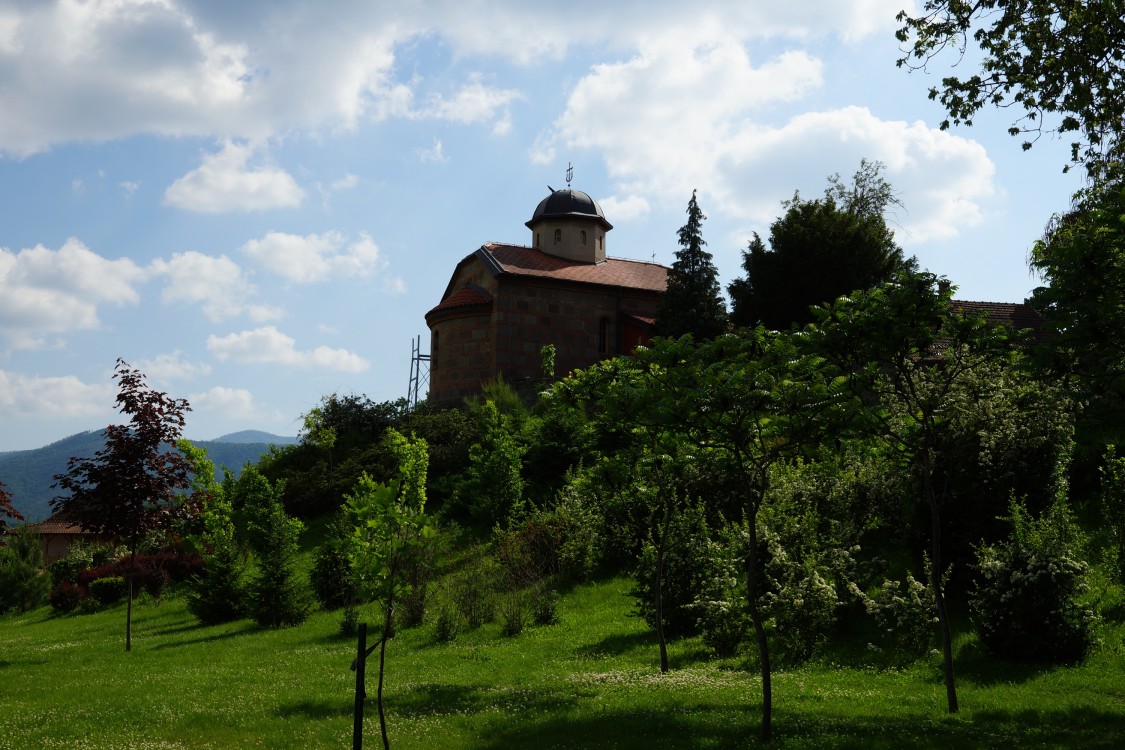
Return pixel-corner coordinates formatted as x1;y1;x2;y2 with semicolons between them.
482;243;667;291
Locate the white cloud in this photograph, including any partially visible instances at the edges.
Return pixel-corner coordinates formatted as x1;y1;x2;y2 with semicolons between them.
0;238;146;348
149;250;281;322
0;369;113;420
207;326;369;372
600;194;651;222
417;139;447;164
382;277;407;295
539;33;995;246
188;386;283;422
135;351;213;382
120;180;140;198
331;174;359;191
164;140;304;213
416;77;523;128
241;230;384;284
0;2;902;155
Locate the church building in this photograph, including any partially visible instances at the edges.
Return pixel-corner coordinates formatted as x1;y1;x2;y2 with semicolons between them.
425;186;668;406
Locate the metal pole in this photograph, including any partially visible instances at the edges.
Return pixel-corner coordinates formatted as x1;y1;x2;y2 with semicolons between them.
353;622;366;750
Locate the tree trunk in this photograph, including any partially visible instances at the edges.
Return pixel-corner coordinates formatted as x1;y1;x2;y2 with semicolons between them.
353;623;366;750
926;473;958;714
126;539;136;652
746;511;772;741
655;499;674;674
378;599;393;750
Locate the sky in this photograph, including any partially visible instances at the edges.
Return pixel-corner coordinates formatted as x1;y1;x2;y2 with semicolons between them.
0;0;1090;453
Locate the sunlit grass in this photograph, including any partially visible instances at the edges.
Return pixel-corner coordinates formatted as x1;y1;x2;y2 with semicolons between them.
2;577;1123;749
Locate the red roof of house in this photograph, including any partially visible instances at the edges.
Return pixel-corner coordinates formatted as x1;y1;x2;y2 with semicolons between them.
952;300;1045;332
480;243;667;292
31;513;95;536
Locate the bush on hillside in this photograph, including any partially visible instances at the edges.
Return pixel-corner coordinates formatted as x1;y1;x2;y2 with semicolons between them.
970;497;1098;664
0;525;49;613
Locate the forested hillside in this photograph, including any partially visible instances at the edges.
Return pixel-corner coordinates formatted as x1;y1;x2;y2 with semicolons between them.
0;431;296;522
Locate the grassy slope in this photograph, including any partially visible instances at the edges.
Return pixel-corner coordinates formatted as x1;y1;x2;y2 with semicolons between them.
2;575;1124;750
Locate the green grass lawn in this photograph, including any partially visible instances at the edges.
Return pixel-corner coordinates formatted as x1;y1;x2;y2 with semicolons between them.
2;578;1124;749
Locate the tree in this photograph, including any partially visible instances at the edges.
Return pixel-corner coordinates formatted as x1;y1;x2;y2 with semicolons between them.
655;190;728;340
52;359;192;651
0;524;48;613
246;502;310;629
1030;180;1125;444
729;160;910;330
683;330;849;740
896;0;1125;173
0;480;21;531
813;271;1016;715
347;429;434;750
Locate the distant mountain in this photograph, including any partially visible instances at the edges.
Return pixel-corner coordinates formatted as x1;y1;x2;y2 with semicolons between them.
0;431;296;523
212;430;298;445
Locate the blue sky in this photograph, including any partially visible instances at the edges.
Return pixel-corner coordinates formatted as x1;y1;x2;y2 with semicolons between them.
0;0;1087;452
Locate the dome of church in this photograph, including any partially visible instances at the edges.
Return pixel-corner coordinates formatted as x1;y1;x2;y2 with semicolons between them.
526;188;613;230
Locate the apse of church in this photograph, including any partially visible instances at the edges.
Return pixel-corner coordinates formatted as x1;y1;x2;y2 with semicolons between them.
425;185;668;406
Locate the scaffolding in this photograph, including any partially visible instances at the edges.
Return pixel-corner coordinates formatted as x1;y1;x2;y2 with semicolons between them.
406;334;430;409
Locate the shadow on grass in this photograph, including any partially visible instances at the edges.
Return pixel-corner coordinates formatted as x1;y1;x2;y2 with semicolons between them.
575;629;654;658
276;699;351;720
468;701;1125;750
150;622;258;650
954;639;1059;686
392;682;582;719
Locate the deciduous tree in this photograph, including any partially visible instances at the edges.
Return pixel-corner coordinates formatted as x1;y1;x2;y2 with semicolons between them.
52;359;192;651
896;0;1125;173
813;271;1016;715
729;160;910;330
0;480;21;531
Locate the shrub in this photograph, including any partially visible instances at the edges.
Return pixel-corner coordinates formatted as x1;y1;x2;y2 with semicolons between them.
339;604;359;637
1100;444;1125;584
691;523;750;658
433;598;461;643
848;571;935;660
247;506;311;629
89;576;126;606
631;501;716;639
48;541;119;587
449;553;499;630
500;590;525;637
970;497;1099;664
494;488;601;587
49;581;84;613
187;501;245;626
0;525;49;613
310;513;358;611
532;585;560;626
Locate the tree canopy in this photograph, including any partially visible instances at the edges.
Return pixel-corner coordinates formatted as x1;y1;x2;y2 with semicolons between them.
52;359;193;651
897;0;1125;173
655;190;728;340
729;161;911;331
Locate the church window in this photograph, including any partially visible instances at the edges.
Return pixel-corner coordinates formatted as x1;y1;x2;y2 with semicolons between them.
536;232;541;248
581;230;587;245
554;228;562;243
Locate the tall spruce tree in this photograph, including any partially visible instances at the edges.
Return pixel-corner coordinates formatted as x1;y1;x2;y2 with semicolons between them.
655;190;728;340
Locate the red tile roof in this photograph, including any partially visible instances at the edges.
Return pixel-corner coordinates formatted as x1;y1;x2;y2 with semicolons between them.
427;285;493;317
31;513;96;536
480;243;667;292
952;300;1046;335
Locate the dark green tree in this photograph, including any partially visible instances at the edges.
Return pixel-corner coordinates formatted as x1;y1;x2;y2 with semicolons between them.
1030;180;1125;446
896;0;1125;173
814;271;1016;715
246;502;311;629
655;190;728;340
729;160;910;330
0;524;48;613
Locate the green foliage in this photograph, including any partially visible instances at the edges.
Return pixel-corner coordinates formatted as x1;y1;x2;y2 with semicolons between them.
631;501;714;639
48;541;120;587
454;400;526;526
0;525;48;613
346;430;434;614
897;0;1125;172
227;465;287;558
88;576;126;607
246;504;311;629
848;572;936;660
729;160;911;330
971;497;1098;664
186;497;245;625
654;189;728;340
1101;445;1125;584
309;510;358;611
691;522;751;658
1030;181;1125;445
